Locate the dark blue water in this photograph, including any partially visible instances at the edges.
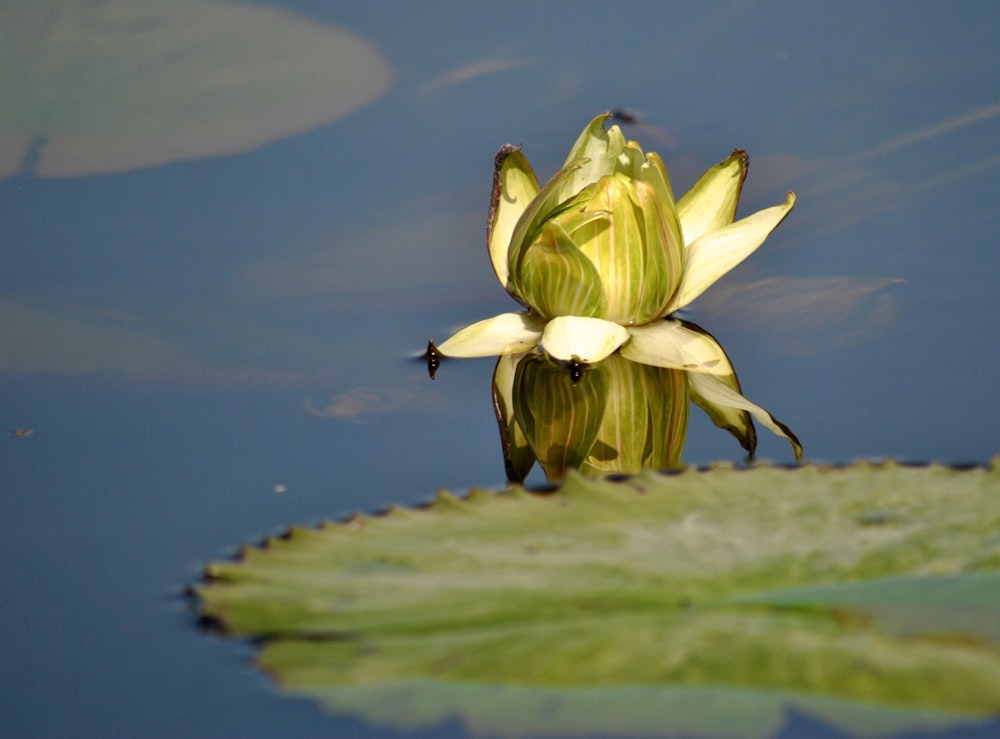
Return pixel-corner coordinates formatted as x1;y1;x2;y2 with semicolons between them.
2;1;999;736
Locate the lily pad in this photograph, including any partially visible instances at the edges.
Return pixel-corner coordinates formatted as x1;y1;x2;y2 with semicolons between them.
196;461;1000;737
0;0;392;178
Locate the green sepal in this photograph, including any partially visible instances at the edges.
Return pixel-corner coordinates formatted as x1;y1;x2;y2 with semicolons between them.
506;162;586;284
487;146;541;299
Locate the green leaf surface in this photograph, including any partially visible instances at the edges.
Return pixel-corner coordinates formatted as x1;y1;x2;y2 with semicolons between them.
0;0;392;178
197;461;1000;737
487;147;541;296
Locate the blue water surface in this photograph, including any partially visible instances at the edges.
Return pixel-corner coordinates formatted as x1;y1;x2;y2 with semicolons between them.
2;1;999;736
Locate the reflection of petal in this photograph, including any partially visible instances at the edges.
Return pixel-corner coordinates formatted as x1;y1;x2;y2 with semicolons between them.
540;316;629;363
513;354;608;480
623;320;758;455
580;359;688;475
847;99;1000;164
690;376;756;457
305;388;416;421
687;372;802;460
418;58;530;96
437;312;545;357
699;276;900;327
492;353;537;482
695;275;902;353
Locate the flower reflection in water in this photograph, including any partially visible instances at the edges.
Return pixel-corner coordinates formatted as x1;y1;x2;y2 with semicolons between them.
427;113;801;478
430;318;800;482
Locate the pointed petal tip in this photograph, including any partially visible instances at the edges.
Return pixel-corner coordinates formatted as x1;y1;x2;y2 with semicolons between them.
583;112;613;136
494;142;523;165
725;149;750;176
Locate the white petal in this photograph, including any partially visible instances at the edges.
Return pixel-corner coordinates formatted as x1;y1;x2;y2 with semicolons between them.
669;192;796;312
436;312;545;358
687;371;803;460
676;150;747;246
540;316;629;363
620;320;735;375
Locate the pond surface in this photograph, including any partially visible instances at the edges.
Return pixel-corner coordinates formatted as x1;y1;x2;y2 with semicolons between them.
2;1;999;736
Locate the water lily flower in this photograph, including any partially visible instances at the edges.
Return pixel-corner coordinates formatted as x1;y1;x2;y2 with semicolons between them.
430;113;801;458
433;113;795;366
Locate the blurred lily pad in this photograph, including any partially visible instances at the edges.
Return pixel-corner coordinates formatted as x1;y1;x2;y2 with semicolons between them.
197;461;1000;737
0;0;393;178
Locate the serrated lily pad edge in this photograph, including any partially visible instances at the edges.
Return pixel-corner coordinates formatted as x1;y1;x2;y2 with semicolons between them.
206;458;1000;569
192;458;1000;738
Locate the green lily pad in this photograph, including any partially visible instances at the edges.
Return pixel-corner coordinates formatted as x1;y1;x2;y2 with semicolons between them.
0;0;392;178
196;461;1000;737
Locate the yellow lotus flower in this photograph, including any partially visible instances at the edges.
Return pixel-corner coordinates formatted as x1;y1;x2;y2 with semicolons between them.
434;113;795;365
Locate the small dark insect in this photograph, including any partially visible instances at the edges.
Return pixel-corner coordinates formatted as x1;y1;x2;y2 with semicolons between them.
609;109;679;150
425;340;442;379
610;108;639;124
567;359;587;384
